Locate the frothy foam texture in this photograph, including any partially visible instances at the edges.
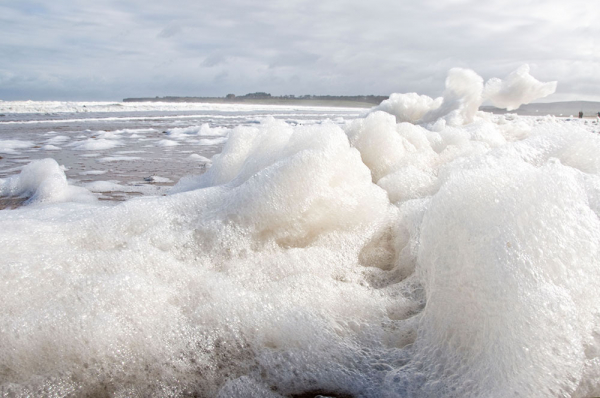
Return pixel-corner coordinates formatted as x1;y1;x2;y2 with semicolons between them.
0;101;362;115
0;158;95;204
0;139;35;154
70;138;124;151
165;124;229;138
484;64;558;111
1;67;599;397
373;64;557;126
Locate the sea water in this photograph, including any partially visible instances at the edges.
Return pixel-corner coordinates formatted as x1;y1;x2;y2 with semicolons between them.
1;67;600;397
0;103;359;202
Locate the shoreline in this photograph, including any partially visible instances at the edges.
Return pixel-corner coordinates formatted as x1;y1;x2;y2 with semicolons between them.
123;97;379;109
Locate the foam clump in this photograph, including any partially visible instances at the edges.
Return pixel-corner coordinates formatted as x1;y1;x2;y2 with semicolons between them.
198;137;228;145
373;92;442;123
345;111;410;181
0;158;95;204
84;180;129;192
187;153;212;163
0;139;35;154
375;65;556;126
45;135;70;145
1;116;394;397
391;156;600;396
166;123;229;138
156;139;179;147
172;117;390;246
70;138;123;151
419;67;485;126
485;64;557;111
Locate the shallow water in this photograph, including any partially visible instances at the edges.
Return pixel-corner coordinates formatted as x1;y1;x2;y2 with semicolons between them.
0;103;361;201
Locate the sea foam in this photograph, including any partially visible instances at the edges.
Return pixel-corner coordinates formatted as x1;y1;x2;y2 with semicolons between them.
0;67;599;397
0;158;95;204
373;64;557;126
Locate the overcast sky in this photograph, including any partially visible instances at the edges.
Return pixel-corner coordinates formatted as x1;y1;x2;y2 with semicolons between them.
1;0;598;101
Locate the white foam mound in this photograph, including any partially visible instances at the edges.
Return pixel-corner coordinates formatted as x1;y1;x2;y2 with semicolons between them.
373;92;443;123
419;67;485;125
1;107;600;397
45;135;70;145
187;153;212;163
375;65;557;126
0;158;95;204
166;123;229;138
84;180;130;192
70;138;124;151
484;64;558;111
197;137;228;146
385;158;600;397
155;139;179;147
171;118;390;247
0;139;35;154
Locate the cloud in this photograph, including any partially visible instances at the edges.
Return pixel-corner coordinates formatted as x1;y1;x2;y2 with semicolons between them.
157;24;182;39
0;0;598;101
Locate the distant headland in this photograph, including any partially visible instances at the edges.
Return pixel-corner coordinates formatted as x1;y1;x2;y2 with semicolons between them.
481;101;600;117
123;92;389;108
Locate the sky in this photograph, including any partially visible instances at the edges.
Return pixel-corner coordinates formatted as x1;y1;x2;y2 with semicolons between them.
0;0;598;102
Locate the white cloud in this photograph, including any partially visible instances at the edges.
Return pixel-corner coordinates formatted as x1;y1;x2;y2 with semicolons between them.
0;0;598;101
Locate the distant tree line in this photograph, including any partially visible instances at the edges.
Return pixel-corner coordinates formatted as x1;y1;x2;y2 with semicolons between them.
124;92;388;105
